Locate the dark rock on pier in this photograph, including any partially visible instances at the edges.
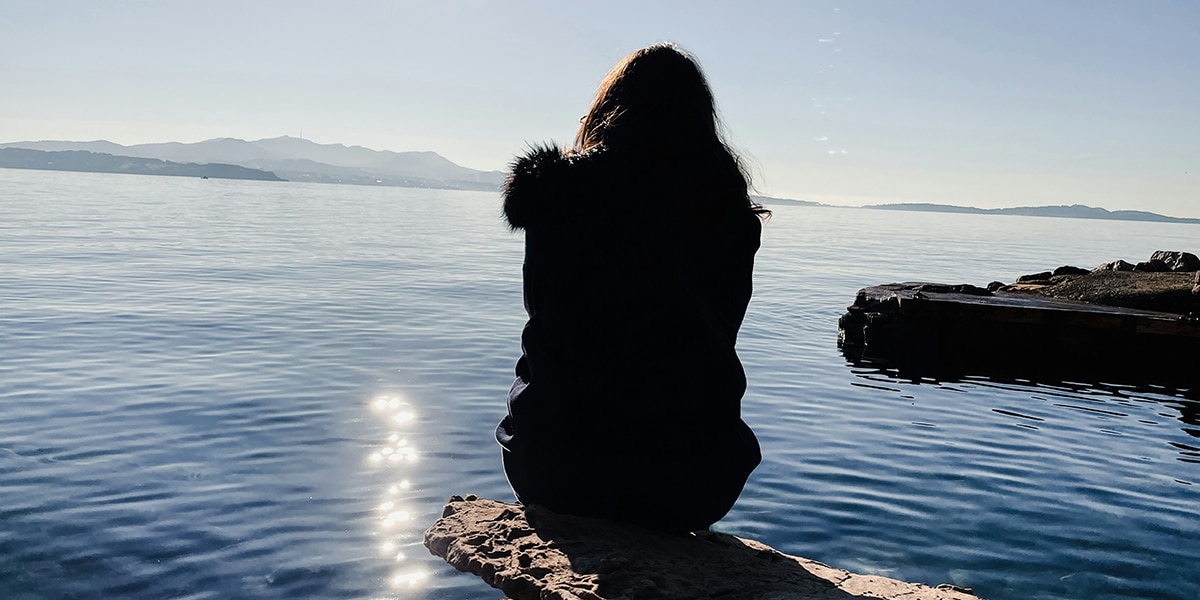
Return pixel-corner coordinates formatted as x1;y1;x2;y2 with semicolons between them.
1134;259;1170;272
1151;250;1200;272
424;495;979;600
1052;265;1090;276
1015;271;1053;283
1092;259;1135;272
1090;251;1197;276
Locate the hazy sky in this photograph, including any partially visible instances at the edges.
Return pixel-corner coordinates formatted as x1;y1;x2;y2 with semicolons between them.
3;1;1198;216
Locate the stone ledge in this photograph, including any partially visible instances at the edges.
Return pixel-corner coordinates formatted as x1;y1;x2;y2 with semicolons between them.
424;495;979;600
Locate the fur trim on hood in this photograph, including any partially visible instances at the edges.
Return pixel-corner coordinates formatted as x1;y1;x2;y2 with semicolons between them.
502;144;611;230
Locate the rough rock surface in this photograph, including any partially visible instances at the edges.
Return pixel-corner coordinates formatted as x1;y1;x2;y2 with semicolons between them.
1009;252;1200;314
425;495;979;600
1004;270;1197;314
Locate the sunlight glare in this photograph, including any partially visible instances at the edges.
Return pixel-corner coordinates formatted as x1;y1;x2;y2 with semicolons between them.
391;569;428;588
367;390;425;592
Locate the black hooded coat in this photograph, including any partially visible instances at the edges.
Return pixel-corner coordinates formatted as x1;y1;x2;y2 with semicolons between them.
496;143;762;532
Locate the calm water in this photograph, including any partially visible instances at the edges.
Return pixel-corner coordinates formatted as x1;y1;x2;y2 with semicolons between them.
1;168;1196;600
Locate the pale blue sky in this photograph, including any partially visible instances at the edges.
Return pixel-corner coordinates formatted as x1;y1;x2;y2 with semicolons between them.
2;1;1198;216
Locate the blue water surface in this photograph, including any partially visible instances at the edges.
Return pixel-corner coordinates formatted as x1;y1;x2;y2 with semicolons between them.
0;168;1196;599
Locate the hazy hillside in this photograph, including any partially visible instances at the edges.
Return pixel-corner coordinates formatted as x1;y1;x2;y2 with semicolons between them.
0;137;505;191
5;140;133;155
0;148;283;181
865;202;1200;224
755;195;821;207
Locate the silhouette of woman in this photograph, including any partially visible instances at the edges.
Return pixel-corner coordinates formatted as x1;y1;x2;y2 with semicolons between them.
496;43;769;532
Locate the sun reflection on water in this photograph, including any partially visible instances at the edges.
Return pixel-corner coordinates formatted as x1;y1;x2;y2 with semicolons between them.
367;393;429;592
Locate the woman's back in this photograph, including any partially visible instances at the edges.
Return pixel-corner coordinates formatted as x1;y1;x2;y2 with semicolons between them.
497;44;767;532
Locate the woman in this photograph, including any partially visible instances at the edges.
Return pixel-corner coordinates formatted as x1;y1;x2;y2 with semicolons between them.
496;43;769;533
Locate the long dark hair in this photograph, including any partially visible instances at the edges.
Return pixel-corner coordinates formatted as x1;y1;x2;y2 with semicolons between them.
574;43;769;219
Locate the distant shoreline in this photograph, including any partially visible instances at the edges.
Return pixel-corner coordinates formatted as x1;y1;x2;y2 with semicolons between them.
756;197;1200;225
863;202;1200;224
4;151;1194;225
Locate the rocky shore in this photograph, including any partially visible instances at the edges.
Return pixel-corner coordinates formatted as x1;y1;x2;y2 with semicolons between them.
838;250;1200;384
425;495;979;600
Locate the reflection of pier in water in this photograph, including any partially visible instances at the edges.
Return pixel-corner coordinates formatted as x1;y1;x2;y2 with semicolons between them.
850;362;1200;473
842;356;1200;468
367;393;429;590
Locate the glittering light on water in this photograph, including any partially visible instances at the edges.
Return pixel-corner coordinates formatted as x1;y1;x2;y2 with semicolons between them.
386;448;417;463
391;569;429;588
381;510;412;528
367;391;425;594
371;393;409;414
367;394;420;466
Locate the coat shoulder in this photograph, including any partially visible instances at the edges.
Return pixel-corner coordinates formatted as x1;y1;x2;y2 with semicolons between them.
502;144;611;230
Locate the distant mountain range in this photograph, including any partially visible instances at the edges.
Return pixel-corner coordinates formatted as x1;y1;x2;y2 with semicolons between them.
863;202;1200;224
3;137;1195;225
0;136;506;191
